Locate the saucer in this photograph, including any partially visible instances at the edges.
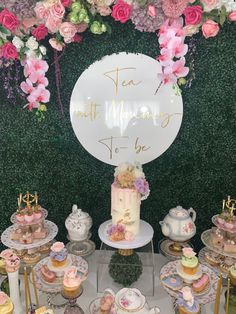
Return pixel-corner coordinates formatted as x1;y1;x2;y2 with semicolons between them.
176;262;202;284
89;297;116;314
66;240;95;257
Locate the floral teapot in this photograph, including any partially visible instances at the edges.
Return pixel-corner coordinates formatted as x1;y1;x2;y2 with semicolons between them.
106;288;160;314
159;205;196;242
65;204;92;241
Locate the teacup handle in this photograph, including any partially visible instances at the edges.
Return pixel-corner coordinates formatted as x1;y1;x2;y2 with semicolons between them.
188;208;196;222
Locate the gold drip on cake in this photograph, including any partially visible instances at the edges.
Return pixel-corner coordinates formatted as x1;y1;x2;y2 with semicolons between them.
118;249;134;256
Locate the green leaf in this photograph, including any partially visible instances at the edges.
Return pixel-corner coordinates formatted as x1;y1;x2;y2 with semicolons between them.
0;25;11;36
220;6;227;26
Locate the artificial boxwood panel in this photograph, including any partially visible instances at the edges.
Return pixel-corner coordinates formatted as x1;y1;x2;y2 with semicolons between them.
0;18;235;252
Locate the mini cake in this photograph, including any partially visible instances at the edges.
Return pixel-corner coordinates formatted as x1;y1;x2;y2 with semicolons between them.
181;248;199;275
0;250;20;273
35;307;54;314
0;292;14;314
229;263;236;286
63;266;83;298
100;292;115;314
210;227;225;249
50;242;68;267
192;273;209;293
176;286;200;314
220;257;235;274
161;274;183;291
204;251;221;266
223;239;236;253
40;265;56;283
110;163;149;238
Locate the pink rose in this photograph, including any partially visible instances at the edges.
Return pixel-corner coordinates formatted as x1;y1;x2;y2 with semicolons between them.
0;9;19;31
49;38;65;50
182;247;196;258
125;231;135;241
32;24;48;40
76;22;88;33
34;2;50;21
202;19;219;38
45;15;61;33
51;242;65;252
1;42;18;59
183;5;203;25
50;1;65;19
201;0;219;12
59;22;77;40
61;0;72;7
111;0;132;23
228;11;236;22
0;292;8;305
97;6;112;16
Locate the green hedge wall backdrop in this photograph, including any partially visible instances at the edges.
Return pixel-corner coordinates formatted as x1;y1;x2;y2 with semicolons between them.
0;18;235;252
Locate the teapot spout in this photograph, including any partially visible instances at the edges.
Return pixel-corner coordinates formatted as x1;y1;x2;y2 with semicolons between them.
159;221;170;237
149;306;160;314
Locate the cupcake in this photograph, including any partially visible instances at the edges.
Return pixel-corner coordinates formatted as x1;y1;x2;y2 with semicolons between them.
176;286;200;314
63;266;83;298
0;292;14;314
50;242;68;267
181;248;199;275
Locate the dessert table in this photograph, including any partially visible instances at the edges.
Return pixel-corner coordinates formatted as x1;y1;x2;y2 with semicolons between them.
24;251;225;314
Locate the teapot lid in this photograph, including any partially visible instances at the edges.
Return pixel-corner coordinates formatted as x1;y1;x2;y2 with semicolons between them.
169;206;189;218
71;204;89;220
116;288;145;311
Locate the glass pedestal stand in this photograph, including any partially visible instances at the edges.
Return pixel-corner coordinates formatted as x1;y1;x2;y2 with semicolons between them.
98;220;154;296
61;287;84;314
159;238;193;260
66;233;95;257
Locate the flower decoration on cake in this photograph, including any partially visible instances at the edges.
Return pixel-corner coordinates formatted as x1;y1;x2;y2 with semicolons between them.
114;162;150;199
175;286;200;314
107;223;135;241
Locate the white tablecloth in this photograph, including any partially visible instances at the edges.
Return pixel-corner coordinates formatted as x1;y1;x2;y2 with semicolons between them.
26;252;224;314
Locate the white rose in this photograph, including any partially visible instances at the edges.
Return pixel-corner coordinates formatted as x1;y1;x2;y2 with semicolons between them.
26;36;39;50
39;45;47;55
133;168;145;179
26;50;42;60
12;36;24;51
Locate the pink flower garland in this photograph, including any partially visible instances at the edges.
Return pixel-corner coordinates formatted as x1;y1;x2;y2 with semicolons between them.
20;59;50;111
157;19;189;85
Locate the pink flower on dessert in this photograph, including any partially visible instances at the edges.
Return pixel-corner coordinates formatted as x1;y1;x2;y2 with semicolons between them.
111;0;132;24
49;38;65;51
125;231;135;241
45;15;62;33
182;247;196;258
0;249;14;260
27;84;50;103
59;22;77;42
50;1;65;19
202;20;219;38
51;242;65;252
0;292;8;305
117;223;126;233
162;0;188;19
34;2;50;21
0;9;19;31
147;5;156;18
165;57;189;78
20;79;34;94
1;42;19;60
61;0;72;7
183;5;203;25
200;0;219;12
167;36;188;58
228;11;236;22
32;24;48;40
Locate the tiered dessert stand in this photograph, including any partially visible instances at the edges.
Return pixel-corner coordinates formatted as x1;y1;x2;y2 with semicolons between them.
1;192;58;273
98;219;155;296
200;196;236;279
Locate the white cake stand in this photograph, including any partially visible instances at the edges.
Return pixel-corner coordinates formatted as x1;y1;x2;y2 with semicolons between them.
98;220;154;249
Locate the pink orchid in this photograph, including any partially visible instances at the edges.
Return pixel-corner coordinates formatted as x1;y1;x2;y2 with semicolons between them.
20;79;34;94
159;72;177;84
24;59;49;78
165;58;189;78
157;48;173;66
24;102;40;111
167;36;188;58
27;84;50;103
158;29;176;48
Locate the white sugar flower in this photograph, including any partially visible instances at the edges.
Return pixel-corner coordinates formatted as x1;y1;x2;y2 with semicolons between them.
12;36;24;51
26;36;39;51
39;45;47;55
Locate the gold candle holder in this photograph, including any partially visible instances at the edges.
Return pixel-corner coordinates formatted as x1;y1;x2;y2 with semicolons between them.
118;249;134;256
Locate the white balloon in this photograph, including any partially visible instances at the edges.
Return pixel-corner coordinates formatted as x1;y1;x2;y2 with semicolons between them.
70;52;183;165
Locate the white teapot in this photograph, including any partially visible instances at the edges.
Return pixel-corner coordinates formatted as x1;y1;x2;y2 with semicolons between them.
159;205;196;242
65;205;92;241
106;288;160;314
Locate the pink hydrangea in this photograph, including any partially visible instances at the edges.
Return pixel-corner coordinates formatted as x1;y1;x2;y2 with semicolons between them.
162;0;188;19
